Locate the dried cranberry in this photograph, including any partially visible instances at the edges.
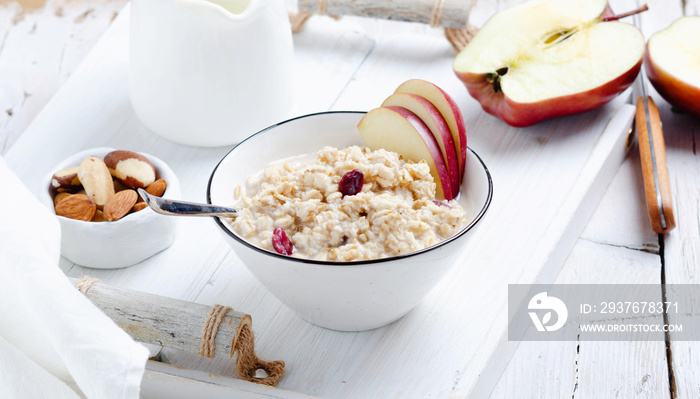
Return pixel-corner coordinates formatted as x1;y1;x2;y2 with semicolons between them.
433;201;452;209
272;227;293;255
339;169;364;196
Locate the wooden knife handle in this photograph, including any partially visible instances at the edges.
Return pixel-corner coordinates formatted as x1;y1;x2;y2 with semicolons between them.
635;96;675;234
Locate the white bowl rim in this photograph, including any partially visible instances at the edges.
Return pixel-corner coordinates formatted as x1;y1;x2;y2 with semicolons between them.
41;147;177;225
207;110;493;267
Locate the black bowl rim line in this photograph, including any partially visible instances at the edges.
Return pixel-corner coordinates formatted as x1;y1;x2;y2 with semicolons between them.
206;110;494;267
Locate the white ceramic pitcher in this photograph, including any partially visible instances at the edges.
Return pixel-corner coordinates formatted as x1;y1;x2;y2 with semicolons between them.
129;0;294;147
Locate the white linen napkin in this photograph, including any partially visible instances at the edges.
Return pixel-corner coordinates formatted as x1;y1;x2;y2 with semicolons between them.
0;156;149;399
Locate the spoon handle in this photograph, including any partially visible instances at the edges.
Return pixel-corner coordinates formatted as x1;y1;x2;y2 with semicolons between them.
138;189;238;218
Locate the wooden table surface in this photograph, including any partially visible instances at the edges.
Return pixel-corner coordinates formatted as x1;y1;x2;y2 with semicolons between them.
1;0;699;398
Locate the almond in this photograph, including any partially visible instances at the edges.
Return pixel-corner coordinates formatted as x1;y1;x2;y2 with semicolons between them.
53;192;72;207
78;156;115;206
104;150;156;189
55;194;96;221
51;166;82;192
92;209;107;222
104;189;138;221
145;179;167;197
131;202;148;213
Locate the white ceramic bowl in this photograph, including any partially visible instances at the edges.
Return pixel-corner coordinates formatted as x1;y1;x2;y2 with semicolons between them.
208;112;492;331
39;147;181;269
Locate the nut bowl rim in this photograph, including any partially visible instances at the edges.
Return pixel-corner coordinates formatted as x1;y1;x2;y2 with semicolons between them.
207;110;493;267
39;146;178;225
38;146;181;269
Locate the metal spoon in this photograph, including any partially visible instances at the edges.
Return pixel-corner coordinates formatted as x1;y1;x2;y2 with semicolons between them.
138;189;238;218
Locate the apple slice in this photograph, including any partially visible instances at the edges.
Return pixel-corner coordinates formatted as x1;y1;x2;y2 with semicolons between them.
453;0;646;127
358;106;454;200
381;93;460;198
645;16;700;118
394;79;467;181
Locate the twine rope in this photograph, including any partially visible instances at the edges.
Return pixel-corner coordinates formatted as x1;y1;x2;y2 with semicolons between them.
199;306;286;386
198;304;231;358
287;0;479;52
75;278;285;386
430;0;446;27
289;10;313;33
317;0;327;15
76;277;100;294
233;321;286;386
444;24;479;52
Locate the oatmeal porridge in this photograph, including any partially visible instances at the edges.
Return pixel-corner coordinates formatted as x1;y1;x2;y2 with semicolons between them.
229;146;467;261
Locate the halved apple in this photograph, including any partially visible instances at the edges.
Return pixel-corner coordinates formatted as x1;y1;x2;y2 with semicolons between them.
453;0;645;127
381;93;460;198
394;79;467;181
357;106;455;200
645;16;700;118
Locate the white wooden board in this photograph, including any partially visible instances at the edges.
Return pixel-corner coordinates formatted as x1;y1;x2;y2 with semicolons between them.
491;240;671;399
0;0;129;154
639;2;700;398
493;0;700;397
5;5;637;398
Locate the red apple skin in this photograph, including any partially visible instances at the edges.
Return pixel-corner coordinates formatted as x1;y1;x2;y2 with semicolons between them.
435;86;467;181
600;5;615;20
645;50;700;118
383;106;454;200
382;93;460;198
358;106;454;200
454;59;642;127
394;80;467;182
407;94;460;198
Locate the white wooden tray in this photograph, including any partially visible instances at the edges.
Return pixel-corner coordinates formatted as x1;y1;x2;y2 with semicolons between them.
6;7;635;398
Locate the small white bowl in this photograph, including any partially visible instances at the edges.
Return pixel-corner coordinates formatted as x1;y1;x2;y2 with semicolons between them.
208;112;493;331
39;147;180;269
